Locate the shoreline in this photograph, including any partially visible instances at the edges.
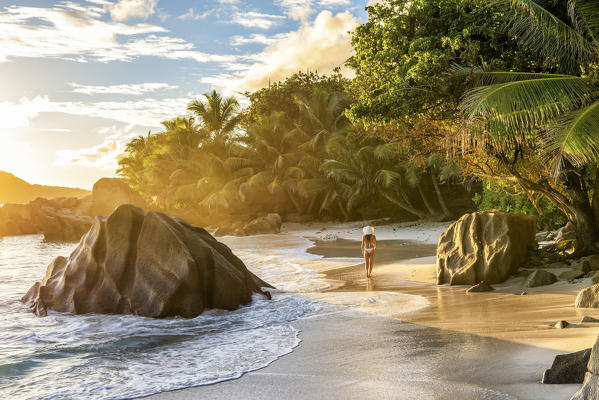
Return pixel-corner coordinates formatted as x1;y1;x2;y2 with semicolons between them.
146;223;599;400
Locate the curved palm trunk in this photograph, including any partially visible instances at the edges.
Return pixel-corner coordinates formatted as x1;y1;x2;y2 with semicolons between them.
416;181;441;219
381;192;429;220
430;170;451;219
336;198;351;220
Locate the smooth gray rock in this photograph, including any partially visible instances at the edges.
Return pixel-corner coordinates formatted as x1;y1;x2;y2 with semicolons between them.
466;281;495;293
560;270;586;281
542;348;590;384
581;316;599;323
525;270;558;288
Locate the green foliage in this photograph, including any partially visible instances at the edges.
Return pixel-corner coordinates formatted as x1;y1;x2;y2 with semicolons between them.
474;180;567;230
244;71;350;124
347;0;536;127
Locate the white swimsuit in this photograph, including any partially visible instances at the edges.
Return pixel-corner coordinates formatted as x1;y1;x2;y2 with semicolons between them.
364;247;374;254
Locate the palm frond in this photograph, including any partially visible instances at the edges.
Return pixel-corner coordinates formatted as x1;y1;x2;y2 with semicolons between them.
463;76;597;134
374;169;402;187
493;0;594;70
544;100;599;172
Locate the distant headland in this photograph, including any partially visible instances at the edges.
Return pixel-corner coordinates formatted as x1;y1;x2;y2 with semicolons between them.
0;171;89;204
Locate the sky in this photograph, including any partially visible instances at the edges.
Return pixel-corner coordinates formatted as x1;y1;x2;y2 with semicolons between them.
0;0;372;189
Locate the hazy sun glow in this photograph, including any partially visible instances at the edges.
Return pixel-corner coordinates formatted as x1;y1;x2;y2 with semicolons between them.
0;0;365;189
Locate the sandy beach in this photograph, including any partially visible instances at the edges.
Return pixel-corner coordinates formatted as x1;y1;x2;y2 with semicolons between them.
145;222;599;400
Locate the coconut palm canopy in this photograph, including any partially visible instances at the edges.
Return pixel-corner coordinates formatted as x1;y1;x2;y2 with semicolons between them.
462;0;599;173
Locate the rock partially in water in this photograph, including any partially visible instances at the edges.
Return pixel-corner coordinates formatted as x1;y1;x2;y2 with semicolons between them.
576;284;599;308
542;348;590;384
22;205;271;318
466;281;494;293
436;211;536;285
0;197;92;242
525;270;557;288
582;316;599;323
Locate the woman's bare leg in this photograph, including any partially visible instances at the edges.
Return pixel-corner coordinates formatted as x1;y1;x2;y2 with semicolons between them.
368;253;374;276
364;255;369;277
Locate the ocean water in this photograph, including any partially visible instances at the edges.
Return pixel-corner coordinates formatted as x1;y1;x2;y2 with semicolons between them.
0;232;429;400
0;234;331;400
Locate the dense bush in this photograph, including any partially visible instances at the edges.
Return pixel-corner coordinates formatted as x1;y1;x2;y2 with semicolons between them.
473;180;567;231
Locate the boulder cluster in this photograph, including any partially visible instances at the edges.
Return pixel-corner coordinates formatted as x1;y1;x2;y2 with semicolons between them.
0;178;145;242
214;213;283;236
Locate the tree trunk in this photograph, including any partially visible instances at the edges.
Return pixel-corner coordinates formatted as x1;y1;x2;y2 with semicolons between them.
381;192;429;219
562;163;599;255
430;169;451;218
508;165;598;255
336;198;351;220
417;181;438;218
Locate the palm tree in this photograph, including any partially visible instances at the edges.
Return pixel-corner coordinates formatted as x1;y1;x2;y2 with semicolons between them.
187;90;242;143
238;112;308;214
461;0;599;253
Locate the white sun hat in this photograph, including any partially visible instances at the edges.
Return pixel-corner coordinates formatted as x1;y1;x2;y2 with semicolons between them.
362;226;374;235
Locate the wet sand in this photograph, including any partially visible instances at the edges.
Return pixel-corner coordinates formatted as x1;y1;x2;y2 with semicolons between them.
147;236;599;400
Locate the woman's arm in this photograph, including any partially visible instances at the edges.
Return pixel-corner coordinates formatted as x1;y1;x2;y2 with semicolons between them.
361;237;365;253
373;236;377;250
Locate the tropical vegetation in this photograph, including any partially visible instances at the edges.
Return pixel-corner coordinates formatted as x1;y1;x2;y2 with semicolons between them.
117;0;599;254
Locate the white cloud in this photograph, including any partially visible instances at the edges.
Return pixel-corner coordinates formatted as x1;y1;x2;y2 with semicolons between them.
205;11;359;95
56;125;137;169
0;97;53;130
320;0;350;5
177;8;213;20
108;0;158;21
277;0;314;22
0;4;244;64
70;82;178;95
231;11;285;30
231;32;289;46
40;128;72;132
0;94;195;132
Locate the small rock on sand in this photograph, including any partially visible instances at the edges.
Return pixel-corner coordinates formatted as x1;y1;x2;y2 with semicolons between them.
554;320;569;329
466;281;495;293
525;270;558;288
559;270;586;280
319;233;338;241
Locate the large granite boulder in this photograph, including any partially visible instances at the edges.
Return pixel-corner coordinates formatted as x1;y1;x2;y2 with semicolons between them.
91;178;146;217
543;348;591;384
22;205;271;318
436;211;536;285
572;336;599;399
576;284;599;308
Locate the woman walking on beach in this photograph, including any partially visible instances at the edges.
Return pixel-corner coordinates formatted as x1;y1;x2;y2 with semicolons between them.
361;226;377;278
